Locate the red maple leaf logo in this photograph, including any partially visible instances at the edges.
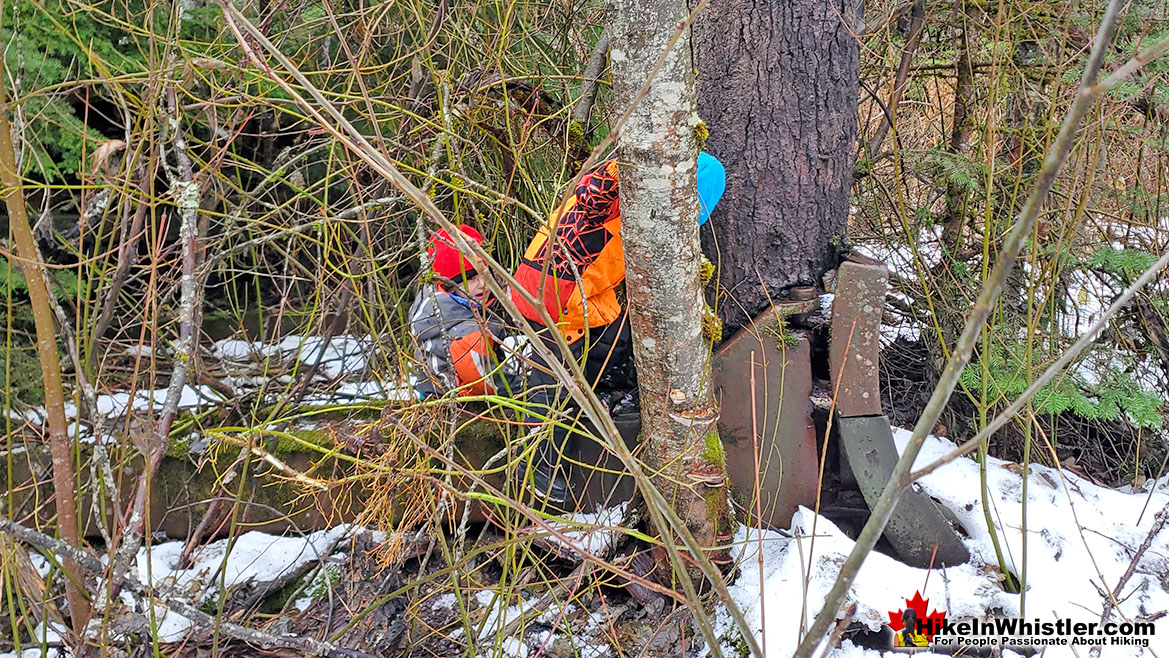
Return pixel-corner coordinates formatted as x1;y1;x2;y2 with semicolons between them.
887;590;947;640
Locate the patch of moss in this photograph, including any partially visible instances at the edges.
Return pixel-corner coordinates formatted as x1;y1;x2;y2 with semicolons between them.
854;158;873;180
273;428;331;454
702;304;723;343
735;492;750;511
198;592;222;615
722;626;752;658
263;563;342;613
761;312;801;348
694;120;709;153
699;255;715;286
164;434;193;459
703;486;726;530
701;432;726;467
0;344;45;406
567;119;586;151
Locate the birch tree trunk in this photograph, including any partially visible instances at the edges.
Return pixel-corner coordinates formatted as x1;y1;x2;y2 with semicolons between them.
608;0;732;571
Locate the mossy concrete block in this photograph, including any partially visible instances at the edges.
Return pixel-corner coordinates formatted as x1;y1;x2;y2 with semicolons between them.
0;413;510;539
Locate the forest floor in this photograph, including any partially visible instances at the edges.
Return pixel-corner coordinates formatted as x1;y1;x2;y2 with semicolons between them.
7;420;1164;658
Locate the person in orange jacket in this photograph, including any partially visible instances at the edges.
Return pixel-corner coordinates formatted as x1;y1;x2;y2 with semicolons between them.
409;226;507;399
510;152;726;502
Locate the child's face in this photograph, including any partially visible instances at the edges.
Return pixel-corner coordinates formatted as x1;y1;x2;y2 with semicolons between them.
464;274;490;303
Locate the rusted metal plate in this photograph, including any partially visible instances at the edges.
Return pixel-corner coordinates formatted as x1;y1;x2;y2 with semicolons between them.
830;258;889;418
838;415;970;567
712;313;819;529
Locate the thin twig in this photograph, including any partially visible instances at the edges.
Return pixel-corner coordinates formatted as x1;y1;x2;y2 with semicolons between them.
865;0;924;153
1096;505;1169;628
90;171;152;368
0;516;374;658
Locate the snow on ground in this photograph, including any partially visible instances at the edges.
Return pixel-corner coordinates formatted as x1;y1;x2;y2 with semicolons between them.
299;377;417;404
214;334;416;403
133;526;350;642
0;623;70;658
853;227;947;275
15;385;226;442
543;503;629;556
214;334;370;379
850;229;1168;349
69;384;226;422
8;334;416;445
7;428;1165;656
453;587;612;658
16;382;228;446
1061;269;1113;338
713;429;1169;658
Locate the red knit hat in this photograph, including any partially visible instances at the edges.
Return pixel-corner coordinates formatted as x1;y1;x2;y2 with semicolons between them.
429;226;485;279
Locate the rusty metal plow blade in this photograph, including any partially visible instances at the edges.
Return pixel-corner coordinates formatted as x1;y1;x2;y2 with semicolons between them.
831;256;970;568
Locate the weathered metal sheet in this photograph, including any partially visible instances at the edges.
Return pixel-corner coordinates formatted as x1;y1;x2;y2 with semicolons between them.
711;312;819;529
830;258;889;418
838;415;970;567
575;308;821;526
570;411;641;511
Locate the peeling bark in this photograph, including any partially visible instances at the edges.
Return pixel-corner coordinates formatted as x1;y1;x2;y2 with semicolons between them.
609;0;731;574
694;0;860;330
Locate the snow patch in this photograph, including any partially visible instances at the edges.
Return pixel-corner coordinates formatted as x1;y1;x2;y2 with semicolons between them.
132;526;349;642
123;344;156;357
213;334;371;379
430;592;458;611
711;429;1169;658
544;503;627;556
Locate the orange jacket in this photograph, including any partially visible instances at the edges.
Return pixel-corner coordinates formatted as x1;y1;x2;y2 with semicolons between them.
409;284;498;397
511;158;624;344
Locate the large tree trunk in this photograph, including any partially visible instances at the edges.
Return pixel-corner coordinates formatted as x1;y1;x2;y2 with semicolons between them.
609;0;731;570
694;0;861;330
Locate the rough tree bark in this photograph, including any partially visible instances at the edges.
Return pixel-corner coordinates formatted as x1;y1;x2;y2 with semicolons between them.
694;0;861;330
609;0;732;571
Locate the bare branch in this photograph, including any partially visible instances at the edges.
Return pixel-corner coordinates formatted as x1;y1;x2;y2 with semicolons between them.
571;28;612;125
0;60;92;633
0;516;374;658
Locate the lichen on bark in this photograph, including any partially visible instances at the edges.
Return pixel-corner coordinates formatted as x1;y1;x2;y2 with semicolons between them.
609;0;733;576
